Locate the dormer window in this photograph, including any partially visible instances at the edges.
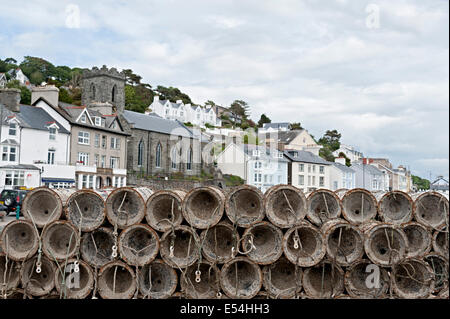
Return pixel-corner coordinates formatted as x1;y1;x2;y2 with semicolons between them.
9;122;17;136
80;113;87;123
94;117;101;126
111;121;117;129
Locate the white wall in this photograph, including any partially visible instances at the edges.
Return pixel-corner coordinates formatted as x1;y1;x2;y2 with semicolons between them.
216;144;246;179
20;127;70;165
290;161;331;192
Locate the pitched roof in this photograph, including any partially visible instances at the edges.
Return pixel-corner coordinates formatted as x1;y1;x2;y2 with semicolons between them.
333;162;355;173
276;130;305;143
351;163;383;175
55;101;128;135
243;144;289;162
263;122;290;129
0;104;70;134
283;149;330;165
123;110;196;138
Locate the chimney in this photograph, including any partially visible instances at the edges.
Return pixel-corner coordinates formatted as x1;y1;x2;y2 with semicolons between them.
153;95;159;102
31;85;59;107
0;88;21;112
176;99;182;104
335;157;346;165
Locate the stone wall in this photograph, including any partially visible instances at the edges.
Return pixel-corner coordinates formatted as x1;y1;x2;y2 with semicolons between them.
127;128;202;177
127;174;226;191
81;66;125;114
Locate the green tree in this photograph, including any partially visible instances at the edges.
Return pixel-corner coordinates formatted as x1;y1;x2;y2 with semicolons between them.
230;100;250;120
257;114;271;127
290;122;303;130
156;85;192;104
412;175;430;190
30;71;44;85
318;130;341;152
58;87;73;104
338;152;351;167
319;147;335;162
6;80;31;104
19;56;56;84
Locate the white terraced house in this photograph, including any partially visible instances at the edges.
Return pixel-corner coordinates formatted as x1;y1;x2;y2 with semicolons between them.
147;95;222;127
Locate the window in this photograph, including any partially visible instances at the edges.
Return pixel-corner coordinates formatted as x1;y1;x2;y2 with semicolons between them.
101;155;106;168
112;85;116;102
94;117;101;126
4;170;24;186
312;165;316;173
137;140;144;166
121;177;125;186
308;176;311;186
94;154;99;166
88;175;94;189
254;161;258;169
298;175;304;185
258;174;262;182
312;176;316;185
308;165;311;173
49;127;56;140
78;131;90;145
2;146;16;162
78;152;89;165
47;150;55;164
264;175;267;183
9;122;17;136
319;176;324;187
372;180;378;189
80;113;87;123
82;175;88;188
171;147;177;169
90;84;96;100
299;164;304;172
111;121;117;129
254;173;258;182
319;166;324;174
101;135;107;148
110;156;119;169
253;150;260;157
110;137;120;149
187;147;193;170
277;175;281;184
94;134;100;148
155;143;162;168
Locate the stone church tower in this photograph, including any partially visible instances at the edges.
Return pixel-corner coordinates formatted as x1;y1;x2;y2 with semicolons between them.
81;65;126;114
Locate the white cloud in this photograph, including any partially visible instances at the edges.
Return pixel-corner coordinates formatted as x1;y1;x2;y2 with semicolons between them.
0;0;448;179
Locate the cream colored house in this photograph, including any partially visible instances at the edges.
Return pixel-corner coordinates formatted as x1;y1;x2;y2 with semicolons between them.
284;149;332;192
262;129;322;156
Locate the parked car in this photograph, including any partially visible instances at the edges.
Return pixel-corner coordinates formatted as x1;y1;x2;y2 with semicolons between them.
0;203;7;221
0;189;29;216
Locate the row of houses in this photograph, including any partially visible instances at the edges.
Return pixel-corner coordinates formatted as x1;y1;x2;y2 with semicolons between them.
0;66;205;191
215;127;412;193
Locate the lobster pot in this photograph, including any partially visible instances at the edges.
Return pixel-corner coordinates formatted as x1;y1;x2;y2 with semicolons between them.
22;187;77;228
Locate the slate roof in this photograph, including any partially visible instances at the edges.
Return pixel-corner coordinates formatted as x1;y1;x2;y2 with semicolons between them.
243;144;289;162
123;110;196;138
283;149;331;165
351;163;384;175
263;122;290;129
0;104;70;134
277;130;305;143
333;162;355;173
55;101;128;135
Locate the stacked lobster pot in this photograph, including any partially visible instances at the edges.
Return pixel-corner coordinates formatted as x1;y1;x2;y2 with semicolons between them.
0;185;448;299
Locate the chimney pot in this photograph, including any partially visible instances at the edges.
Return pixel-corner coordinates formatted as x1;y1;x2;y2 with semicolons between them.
31;85;59;107
0;88;21;112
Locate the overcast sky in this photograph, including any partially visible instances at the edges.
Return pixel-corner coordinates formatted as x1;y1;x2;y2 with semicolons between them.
1;0;448;180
